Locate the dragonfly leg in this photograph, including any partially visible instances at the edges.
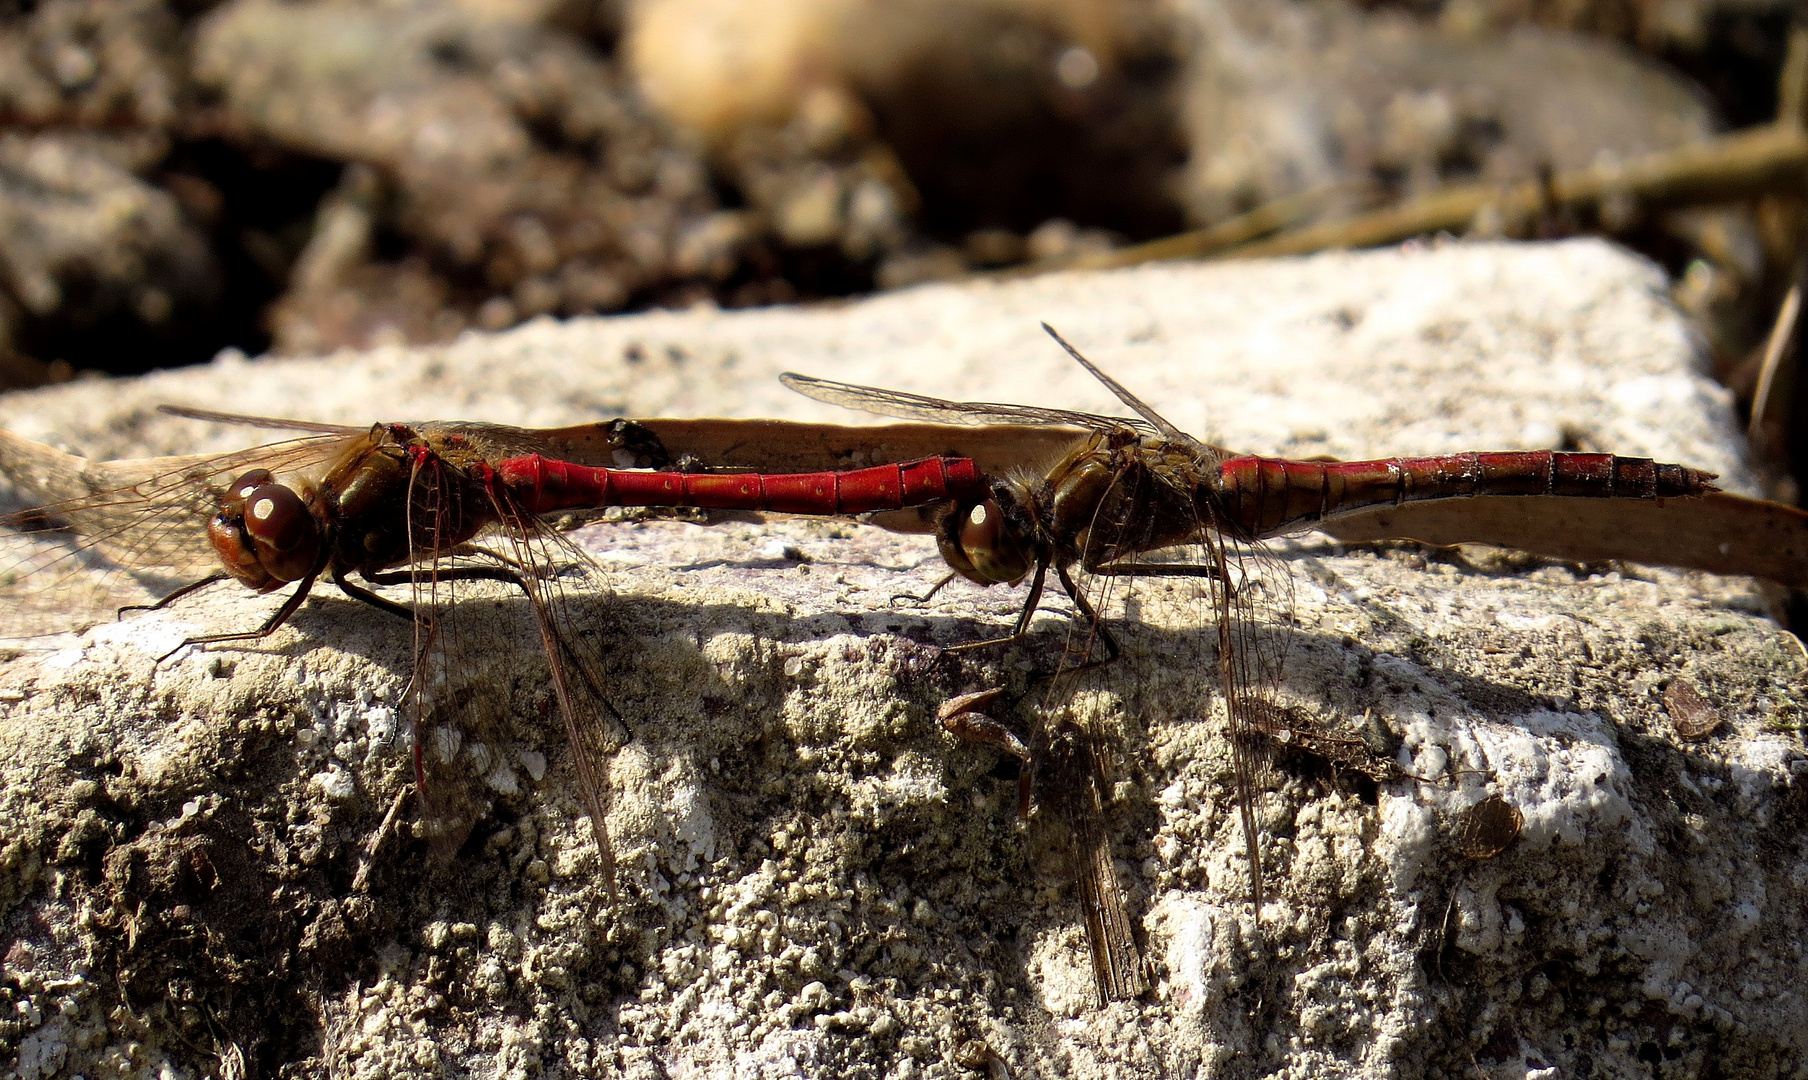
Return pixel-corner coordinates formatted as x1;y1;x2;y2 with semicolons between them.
338;562;542;625
889;570;959;608
358;563;532;590
118;573;231;618
940;560;1049;654
449;542;573;582
158;567;323;661
1048;562;1121;677
334;573;417;624
1089;561;1228;582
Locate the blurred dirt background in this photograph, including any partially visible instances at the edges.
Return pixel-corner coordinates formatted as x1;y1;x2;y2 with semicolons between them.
1;0;1804;486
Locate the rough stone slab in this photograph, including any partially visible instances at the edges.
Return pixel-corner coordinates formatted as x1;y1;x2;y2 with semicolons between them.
1;238;1804;1080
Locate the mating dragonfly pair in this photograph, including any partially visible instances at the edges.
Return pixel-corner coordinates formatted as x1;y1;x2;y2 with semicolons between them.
0;326;1716;1003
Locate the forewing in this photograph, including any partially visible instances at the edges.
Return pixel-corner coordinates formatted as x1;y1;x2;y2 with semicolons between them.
418;420;671;472
1039;324;1194;446
157;404;368;435
779;372;1157;435
0;428;357;641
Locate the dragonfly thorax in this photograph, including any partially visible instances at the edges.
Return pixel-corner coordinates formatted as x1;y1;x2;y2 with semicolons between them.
321;439;420;570
323;434;493;575
1058;447;1205;568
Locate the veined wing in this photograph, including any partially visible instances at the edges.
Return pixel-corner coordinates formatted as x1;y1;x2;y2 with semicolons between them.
1056;447;1298;922
780;372;1158;436
1038;324;1195;447
400;454;623;884
158;404;369;435
415;419;672;473
1039;716;1152;1001
1195;506;1293;916
0;427;366;640
490;496;621;888
1030;462;1170;1001
936;655;1152;1002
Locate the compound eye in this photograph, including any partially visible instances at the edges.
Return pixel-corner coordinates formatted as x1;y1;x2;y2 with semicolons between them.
958;501;1004;558
230;469;276;502
957;500;1031;584
242;483;321;583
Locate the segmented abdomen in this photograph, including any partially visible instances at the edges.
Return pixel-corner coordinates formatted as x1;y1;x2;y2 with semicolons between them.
497;455;986;516
1216;451;1718;537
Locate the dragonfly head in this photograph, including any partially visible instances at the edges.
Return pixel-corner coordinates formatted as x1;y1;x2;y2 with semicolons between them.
207;469;325;591
937;486;1035;586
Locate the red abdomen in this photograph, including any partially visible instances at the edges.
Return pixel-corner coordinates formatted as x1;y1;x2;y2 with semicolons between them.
497;455;986;516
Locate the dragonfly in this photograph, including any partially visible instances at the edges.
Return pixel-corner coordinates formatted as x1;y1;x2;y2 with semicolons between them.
781;324;1720;1003
0;407;985;880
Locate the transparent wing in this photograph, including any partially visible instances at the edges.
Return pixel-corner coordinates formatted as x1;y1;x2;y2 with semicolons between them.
0;428;362;641
1038;324;1195;446
396;452;483;858
1195;506;1294;916
416;419;672;472
399;454;622;885
491;502;618;890
779;372;1157;436
481;490;623;890
1026;465;1169;1001
157;404;369;435
1050;451;1298;929
1038;717;1151;1001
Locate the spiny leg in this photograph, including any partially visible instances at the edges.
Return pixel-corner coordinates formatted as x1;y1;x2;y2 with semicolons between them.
941;560;1050;655
890;570;960;608
333;572;417;624
158;566;323;661
339;562;541;624
359;564;530;589
118;573;231;619
1045;562;1121;677
1089;561;1228;582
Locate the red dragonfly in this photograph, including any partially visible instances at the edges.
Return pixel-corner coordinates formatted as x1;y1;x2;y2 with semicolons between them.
781;324;1720;1002
0;408;984;879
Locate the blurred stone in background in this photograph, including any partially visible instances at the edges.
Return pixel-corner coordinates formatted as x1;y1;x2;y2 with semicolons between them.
0;0;1793;382
1172;1;1719;223
0;0;211;381
192;0;724;350
0;132;221;383
628;0;1186;275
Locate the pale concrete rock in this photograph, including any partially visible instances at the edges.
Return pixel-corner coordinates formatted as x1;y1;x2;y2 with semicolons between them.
0;238;1803;1079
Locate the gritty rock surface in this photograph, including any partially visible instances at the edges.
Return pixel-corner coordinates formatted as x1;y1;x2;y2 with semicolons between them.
0;239;1803;1079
